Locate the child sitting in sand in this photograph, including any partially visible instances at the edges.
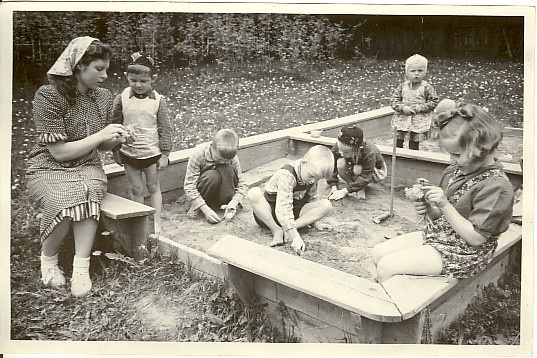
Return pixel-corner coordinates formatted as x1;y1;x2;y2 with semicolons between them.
371;101;514;282
248;145;334;255
327;126;387;200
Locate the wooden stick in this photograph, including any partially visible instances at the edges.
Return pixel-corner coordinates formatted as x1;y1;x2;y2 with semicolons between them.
390;126;397;217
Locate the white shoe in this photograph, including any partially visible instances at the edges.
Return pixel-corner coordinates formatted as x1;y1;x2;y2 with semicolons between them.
41;265;66;288
71;257;92;297
41;253;66;288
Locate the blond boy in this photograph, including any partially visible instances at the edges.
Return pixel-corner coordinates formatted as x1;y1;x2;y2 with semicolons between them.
248;145;334;255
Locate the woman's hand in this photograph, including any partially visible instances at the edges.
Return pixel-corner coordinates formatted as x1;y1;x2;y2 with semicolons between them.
97;124;132;151
99;124;129;142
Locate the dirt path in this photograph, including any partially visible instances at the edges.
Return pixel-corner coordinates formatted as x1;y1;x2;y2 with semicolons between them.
161;180;420;280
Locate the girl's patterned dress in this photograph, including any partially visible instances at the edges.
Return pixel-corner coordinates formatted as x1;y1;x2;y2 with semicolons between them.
26;85;113;242
391;80;439;142
423;166;513;279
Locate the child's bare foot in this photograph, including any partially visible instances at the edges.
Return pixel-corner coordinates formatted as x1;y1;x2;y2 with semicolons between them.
313;221;332;231
269;227;285;247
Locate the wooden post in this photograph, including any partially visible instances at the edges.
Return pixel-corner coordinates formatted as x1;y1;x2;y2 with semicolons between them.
390;126;397;216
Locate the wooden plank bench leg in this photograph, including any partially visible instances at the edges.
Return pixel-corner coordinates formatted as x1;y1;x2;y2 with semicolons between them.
222;263;255;303
100;192;156;260
101;215;153;260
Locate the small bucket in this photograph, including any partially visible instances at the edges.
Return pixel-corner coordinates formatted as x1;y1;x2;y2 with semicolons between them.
310;129;323;138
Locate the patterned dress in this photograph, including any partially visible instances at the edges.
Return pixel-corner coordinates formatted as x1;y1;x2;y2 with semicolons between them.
26;85;114;242
423;162;514;279
390;80;439;142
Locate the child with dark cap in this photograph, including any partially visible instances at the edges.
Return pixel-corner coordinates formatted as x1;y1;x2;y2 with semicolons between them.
111;52;172;235
327;126;387;200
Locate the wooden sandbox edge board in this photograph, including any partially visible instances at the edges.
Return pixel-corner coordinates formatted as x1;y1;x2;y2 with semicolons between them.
155;233;404;323
288;132;523;176
156;235;225;280
150;225;521;334
103;106;395;178
207;234;403;323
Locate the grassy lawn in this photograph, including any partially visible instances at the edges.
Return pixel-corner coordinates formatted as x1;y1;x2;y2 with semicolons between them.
10;58;523;343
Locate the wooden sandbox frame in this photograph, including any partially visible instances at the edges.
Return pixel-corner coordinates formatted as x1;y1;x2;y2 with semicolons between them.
101;106;524;343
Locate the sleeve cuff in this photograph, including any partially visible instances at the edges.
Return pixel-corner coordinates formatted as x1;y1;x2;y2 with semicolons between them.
38;132;67;144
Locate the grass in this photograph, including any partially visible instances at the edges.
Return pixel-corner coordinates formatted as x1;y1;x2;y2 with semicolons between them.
10;58;523;343
11;233;283;342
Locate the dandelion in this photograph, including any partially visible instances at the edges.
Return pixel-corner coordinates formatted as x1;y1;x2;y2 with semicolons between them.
405;178;431;226
404;178;429;202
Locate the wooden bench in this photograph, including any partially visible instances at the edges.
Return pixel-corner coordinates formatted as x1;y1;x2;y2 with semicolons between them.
100;192;155;260
207;223;522;343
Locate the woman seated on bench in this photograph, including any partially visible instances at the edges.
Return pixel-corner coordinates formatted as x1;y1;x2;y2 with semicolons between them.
371;100;514;283
26;37;129;297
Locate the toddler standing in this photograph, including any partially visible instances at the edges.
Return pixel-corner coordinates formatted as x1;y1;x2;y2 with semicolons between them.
112;52;172;234
390;54;439;150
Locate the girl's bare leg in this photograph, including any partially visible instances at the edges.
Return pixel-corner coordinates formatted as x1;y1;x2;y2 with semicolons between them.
371;231;423;266
375;244;443;282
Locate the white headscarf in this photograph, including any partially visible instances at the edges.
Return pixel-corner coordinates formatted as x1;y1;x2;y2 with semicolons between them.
405;54;428;72
47;36;99;76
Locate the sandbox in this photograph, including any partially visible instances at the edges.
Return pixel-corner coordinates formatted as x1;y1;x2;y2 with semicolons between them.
101;106;523;343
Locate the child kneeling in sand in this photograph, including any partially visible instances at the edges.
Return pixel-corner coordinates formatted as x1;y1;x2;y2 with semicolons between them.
248;145;333;255
184;129;247;223
327;126;387;200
